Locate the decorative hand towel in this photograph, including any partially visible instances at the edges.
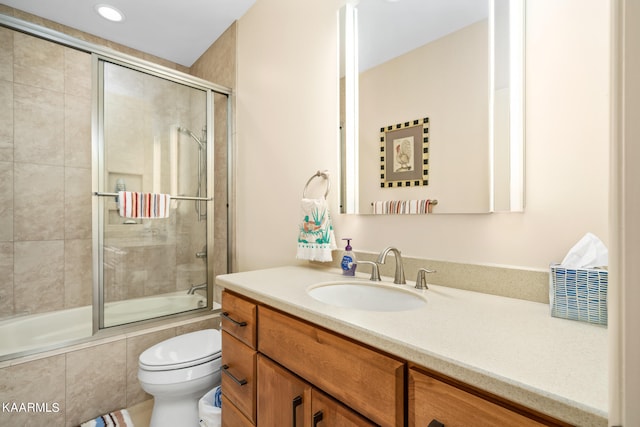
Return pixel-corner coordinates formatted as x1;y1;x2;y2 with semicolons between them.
80;409;134;427
118;191;171;219
296;198;337;262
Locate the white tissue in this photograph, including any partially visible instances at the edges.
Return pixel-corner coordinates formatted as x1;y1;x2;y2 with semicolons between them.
561;232;608;269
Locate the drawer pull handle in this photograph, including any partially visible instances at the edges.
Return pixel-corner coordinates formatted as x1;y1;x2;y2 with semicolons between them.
221;364;248;386
428;420;444;427
312;410;323;426
221;312;247;327
292;395;303;427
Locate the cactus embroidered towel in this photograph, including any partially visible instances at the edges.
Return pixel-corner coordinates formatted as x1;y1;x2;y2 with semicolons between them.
296;198;336;262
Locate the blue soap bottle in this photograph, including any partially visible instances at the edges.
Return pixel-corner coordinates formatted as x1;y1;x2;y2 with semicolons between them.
341;238;357;276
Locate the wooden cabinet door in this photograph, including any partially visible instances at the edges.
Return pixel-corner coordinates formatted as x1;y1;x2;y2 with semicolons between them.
257;355;312;427
259;306;404;427
310;389;377;427
408;367;557;427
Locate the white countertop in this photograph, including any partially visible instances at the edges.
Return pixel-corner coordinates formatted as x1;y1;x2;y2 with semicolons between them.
216;265;608;427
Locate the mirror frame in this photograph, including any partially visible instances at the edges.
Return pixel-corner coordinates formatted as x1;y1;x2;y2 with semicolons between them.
339;0;525;214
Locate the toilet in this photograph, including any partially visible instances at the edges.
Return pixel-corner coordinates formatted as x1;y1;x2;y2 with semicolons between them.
138;329;222;427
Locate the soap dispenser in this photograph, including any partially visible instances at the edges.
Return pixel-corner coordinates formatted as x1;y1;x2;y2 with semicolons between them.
341;238;357;276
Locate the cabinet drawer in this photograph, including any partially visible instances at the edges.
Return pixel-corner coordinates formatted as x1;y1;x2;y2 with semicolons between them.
222;291;257;348
408;367;568;427
221;395;254;427
258;306;404;427
221;331;257;424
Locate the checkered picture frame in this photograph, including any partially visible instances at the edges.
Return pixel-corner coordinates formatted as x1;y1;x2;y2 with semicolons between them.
380;117;429;188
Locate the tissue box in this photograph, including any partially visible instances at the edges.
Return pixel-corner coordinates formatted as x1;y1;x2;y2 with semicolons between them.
549;264;608;326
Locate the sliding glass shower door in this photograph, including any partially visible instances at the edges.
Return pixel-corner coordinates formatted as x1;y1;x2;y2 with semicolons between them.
96;59;211;328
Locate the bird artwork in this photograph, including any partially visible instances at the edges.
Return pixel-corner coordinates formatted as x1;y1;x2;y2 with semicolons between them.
393;136;414;172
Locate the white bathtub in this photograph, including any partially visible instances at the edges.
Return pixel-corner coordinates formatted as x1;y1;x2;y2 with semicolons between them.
0;292;206;358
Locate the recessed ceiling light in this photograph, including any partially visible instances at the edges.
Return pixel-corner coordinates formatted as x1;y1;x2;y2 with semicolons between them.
95;4;125;22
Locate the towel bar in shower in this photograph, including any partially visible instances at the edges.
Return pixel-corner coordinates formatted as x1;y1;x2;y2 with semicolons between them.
302;170;331;199
93;192;211;201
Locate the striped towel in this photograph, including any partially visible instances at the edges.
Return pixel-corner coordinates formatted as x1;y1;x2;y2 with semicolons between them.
118;191;171;219
373;199;432;215
79;409;134;427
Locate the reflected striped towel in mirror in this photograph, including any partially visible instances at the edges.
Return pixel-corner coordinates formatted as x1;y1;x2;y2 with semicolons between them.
373;199;432;215
118;191;171;219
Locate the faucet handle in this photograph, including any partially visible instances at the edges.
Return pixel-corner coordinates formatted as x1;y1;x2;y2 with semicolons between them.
358;260;381;281
415;268;436;290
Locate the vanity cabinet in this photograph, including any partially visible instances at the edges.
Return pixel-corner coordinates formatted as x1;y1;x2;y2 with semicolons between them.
408;365;571;427
221;292;257;426
257;354;375;426
258;305;405;426
221;290;570;427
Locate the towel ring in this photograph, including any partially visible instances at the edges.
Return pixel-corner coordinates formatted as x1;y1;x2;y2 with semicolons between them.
303;170;331;199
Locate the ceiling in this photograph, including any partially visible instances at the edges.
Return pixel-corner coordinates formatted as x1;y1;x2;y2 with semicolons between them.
1;0;488;71
1;0;256;67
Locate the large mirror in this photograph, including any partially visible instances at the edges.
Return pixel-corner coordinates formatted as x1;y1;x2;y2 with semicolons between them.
340;0;524;214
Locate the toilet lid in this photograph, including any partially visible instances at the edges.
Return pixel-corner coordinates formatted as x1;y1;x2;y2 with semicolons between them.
139;329;222;371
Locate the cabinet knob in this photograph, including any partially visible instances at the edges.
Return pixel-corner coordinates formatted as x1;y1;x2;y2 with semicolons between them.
312;410;324;426
292;395;303;427
221;364;248;386
221;312;247;327
428;420;445;427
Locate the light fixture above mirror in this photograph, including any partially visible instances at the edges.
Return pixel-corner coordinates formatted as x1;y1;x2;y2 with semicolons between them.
339;0;525;214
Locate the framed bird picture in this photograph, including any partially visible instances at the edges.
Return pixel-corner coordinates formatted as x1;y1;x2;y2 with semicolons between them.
380;117;429;188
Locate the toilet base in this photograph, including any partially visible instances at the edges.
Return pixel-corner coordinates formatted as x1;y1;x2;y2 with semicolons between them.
142;371;220;427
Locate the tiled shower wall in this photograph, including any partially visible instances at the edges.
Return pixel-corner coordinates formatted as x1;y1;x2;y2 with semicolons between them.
0;314;219;426
0;27;93;317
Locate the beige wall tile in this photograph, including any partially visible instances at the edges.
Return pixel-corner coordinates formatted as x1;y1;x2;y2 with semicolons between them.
64;239;92;309
64;93;92;169
14;240;64;314
14;162;64;241
125;328;176;407
66;341;127;427
64;167;91;240
0;354;66;426
13;31;64;92
176;317;220;335
0;26;13;82
0;242;14;317
14;84;64;166
0;80;13;162
64;48;91;99
0;161;13;241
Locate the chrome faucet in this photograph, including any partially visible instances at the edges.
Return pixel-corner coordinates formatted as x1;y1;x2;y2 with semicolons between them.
187;282;207;295
376;247;405;284
415;268;436;290
358;260;381;281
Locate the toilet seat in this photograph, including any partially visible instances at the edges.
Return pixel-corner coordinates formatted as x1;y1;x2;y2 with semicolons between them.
139;329;222;371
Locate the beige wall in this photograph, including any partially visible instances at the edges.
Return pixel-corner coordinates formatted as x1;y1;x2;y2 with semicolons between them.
235;0;610;272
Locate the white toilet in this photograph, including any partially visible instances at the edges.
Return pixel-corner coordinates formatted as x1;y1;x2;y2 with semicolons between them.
138;329;222;427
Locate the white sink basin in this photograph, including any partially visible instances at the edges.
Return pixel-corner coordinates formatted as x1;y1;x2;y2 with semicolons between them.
307;281;426;312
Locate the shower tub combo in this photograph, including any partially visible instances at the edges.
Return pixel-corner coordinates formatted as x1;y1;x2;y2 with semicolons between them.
0;292;206;359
